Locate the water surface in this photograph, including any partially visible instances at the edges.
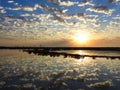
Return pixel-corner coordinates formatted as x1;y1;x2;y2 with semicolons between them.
0;50;120;90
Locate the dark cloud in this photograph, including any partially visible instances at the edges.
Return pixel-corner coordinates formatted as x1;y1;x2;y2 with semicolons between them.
68;13;84;17
94;5;109;11
53;14;65;23
38;4;63;14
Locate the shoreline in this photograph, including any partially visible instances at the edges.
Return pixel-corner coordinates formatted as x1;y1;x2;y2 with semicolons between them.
0;46;120;51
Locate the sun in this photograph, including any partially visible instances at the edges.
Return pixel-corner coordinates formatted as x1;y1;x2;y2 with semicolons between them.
72;33;89;44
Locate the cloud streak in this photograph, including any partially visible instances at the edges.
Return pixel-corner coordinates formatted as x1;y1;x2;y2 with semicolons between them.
87;5;113;15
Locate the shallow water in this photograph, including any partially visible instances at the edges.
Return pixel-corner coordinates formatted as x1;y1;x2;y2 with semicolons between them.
56;50;120;56
0;49;120;90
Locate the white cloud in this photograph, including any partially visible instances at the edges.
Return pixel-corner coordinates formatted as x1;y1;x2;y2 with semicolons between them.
78;2;95;7
108;0;120;3
59;1;77;6
0;9;6;14
20;13;31;17
8;0;14;3
22;6;34;11
22;4;39;12
48;0;77;6
7;7;21;11
86;6;113;15
62;9;68;13
0;6;3;9
112;15;120;20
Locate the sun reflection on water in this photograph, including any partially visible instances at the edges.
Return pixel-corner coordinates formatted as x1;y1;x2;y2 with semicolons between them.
77;50;85;55
71;50;85;55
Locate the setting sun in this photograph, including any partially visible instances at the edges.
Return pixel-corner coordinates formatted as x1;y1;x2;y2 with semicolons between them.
73;33;89;44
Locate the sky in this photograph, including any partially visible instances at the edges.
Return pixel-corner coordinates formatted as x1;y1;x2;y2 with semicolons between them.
0;0;120;47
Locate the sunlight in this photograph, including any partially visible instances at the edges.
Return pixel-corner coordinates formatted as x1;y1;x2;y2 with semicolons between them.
77;50;85;55
72;33;89;44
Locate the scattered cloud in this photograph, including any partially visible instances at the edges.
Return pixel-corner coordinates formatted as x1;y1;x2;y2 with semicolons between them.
87;5;113;15
53;14;66;23
2;15;27;21
7;7;21;11
48;0;77;6
22;6;35;11
0;8;6;14
78;2;95;7
22;4;39;12
107;0;120;3
8;0;14;3
20;13;31;17
59;1;77;6
48;0;60;5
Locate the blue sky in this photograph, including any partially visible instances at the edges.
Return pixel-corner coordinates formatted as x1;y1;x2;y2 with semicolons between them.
0;0;120;46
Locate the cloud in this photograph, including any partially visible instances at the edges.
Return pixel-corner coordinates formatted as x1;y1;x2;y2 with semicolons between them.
0;15;32;30
48;0;77;6
38;4;64;14
107;0;119;3
63;12;98;25
62;9;68;13
53;14;66;23
22;6;35;11
8;0;14;3
22;4;39;11
2;15;27;21
0;8;6;14
68;13;85;17
59;1;77;6
7;7;21;11
78;2;95;7
91;22;100;27
0;6;3;9
87;5;113;15
112;15;120;20
20;13;31;17
86;14;98;18
48;0;60;5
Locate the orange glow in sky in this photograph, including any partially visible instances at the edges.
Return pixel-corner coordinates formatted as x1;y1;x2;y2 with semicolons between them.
72;32;90;46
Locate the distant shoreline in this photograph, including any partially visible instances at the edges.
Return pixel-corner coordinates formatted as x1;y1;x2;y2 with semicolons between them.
0;46;120;51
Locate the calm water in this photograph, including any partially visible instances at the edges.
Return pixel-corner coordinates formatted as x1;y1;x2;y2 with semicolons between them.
0;50;120;90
